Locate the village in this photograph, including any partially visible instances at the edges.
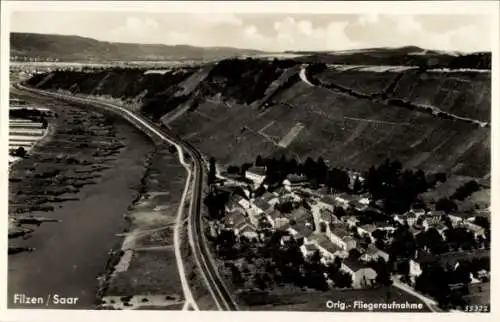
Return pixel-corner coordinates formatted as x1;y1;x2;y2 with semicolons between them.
205;156;491;311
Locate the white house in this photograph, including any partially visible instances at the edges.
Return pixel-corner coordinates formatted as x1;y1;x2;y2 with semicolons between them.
318;195;336;212
300;243;319;259
319;208;338;224
342;216;360;228
395;212;420;226
238;198;251;210
349;198;370;212
285;173;308;186
357;224;377;243
342;236;357;251
237;223;259;240
428;222;449;239
410;208;427;217
326;225;350;250
448;214;465;226
253;197;273;214
409;259;423;285
357;224;377;238
335;193;352;209
288;224;314;243
316;239;345;264
462;221;486;239
360;244;389;262
245;166;267;187
342;258;378;289
267;210;290;229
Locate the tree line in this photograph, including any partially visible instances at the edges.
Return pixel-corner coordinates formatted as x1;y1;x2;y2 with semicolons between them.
363;159;437;214
256;155;352;193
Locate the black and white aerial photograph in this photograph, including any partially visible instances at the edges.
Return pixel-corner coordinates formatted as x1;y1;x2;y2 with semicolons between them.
1;0;497;318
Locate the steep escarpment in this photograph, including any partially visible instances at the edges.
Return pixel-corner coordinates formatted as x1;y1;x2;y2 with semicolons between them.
25;57;490;178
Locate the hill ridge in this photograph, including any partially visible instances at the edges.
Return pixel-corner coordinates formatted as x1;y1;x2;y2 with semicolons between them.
10;32;265;62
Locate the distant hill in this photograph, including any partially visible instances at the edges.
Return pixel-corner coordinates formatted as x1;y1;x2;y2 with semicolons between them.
289;46;491;69
10;32;265;62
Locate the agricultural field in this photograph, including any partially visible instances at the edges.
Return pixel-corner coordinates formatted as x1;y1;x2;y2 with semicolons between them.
100;146;189;310
315;68;490;123
316;69;401;95
391;71;490;122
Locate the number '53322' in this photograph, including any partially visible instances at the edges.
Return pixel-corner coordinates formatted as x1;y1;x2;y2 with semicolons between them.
465;305;490;312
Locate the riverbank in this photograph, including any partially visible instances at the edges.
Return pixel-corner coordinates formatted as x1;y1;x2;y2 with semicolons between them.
97;146;189;310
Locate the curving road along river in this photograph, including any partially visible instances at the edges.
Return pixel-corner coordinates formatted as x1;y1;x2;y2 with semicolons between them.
14;84;237;310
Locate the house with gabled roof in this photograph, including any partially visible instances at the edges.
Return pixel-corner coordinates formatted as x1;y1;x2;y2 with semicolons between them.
300;243;319;260
318;195;336;212
222;210;247;228
448;213;469;226
319;208;338;224
462;221;486;238
292;222;315;241
410;208;426;216
349;197;370;212
424;212;443;225
395;212;420;226
278;192;301;204
360;244;389;262
408;225;425;237
238;198;251;211
341;257;378;289
245;166;267;187
280;234;293;246
357;224;377;237
426;210;446;223
335;193;354;209
253;197;273;214
409;259;423;285
237;222;259;240
290;206;310;223
326;223;351;249
315;235;347;264
342;235;357;251
261;191;280;206
285;173;308;186
342;215;360;228
428;222;449;239
223;210;260;240
225;193;245;211
267;210;290;229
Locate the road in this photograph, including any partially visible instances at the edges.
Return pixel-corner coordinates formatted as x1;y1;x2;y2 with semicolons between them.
392;277;439;312
299;66;315;87
165;125;239;311
14;84;237;311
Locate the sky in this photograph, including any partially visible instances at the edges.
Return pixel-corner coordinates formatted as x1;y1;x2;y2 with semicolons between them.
10;11;493;52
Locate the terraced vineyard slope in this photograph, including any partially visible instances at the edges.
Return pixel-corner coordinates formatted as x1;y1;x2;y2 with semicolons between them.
24;57;490;179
